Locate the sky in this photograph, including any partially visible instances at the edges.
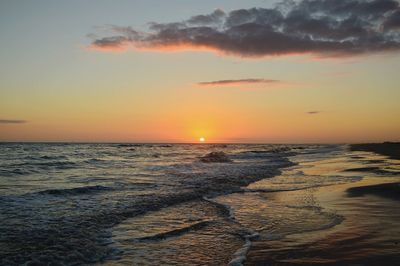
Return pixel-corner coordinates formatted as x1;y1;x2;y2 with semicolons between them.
1;0;400;143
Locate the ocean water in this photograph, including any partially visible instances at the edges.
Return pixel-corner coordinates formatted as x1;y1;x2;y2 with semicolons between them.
0;143;399;265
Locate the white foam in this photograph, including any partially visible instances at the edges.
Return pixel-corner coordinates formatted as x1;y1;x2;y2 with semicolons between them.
203;196;236;220
228;232;259;266
203;196;260;266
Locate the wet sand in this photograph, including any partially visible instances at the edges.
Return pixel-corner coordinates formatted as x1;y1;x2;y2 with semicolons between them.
347;182;400;201
242;146;400;266
245;178;400;265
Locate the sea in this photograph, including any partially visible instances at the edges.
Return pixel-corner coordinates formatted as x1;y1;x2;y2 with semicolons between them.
0;143;399;265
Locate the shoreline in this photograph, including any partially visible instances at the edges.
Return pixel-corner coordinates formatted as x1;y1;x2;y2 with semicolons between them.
244;177;400;265
241;144;400;265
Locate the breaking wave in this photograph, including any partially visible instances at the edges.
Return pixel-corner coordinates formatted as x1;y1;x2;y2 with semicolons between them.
37;185;112;196
0;143;347;265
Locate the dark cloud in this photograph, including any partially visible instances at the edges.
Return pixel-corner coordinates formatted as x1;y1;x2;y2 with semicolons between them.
197;78;280;86
0;119;27;124
89;0;400;57
292;0;398;17
307;111;321;115
187;9;226;26
384;9;400;29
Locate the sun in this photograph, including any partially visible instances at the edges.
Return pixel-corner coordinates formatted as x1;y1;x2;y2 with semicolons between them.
199;137;205;142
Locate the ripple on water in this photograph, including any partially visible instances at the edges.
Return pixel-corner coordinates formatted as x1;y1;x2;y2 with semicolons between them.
108;200;246;265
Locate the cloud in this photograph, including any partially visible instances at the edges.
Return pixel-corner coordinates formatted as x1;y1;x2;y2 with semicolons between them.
89;0;400;58
384;9;400;29
306;111;321;115
197;78;280;87
187;9;226;26
0;119;27;124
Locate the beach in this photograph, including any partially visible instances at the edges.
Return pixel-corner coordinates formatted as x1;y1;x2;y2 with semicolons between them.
244;177;400;265
2;0;400;264
0;143;399;265
212;144;400;265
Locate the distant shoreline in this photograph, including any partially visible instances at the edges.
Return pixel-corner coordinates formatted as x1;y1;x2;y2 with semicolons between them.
350;142;400;160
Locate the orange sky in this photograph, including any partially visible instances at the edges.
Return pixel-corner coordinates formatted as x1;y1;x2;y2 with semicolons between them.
1;1;400;143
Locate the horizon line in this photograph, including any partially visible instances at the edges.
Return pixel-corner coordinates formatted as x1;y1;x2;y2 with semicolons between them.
0;141;397;145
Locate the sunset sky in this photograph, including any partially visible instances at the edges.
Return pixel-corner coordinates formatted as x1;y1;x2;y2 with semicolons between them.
1;0;400;143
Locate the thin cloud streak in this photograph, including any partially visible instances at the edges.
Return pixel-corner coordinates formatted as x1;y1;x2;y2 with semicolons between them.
89;0;400;58
0;119;27;124
197;79;281;87
307;111;321;115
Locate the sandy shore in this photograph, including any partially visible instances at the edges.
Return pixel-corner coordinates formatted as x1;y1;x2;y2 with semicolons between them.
347;182;400;201
244;177;400;265
242;145;400;265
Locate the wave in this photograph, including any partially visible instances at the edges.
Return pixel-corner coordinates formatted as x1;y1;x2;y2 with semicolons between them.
228;232;259;266
199;151;233;163
0;168;37;176
2;160;78;175
116;144;142;147
203;196;235;220
224;201;344;266
137;220;212;241
203;196;259;266
158;144;173;148
242;150;271;154
37;185;112;196
29;160;77;169
84;158;107;164
253;147;292;153
344;166;400;175
0;145;297;265
37;161;76;167
232;150;295;160
40;155;68;160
